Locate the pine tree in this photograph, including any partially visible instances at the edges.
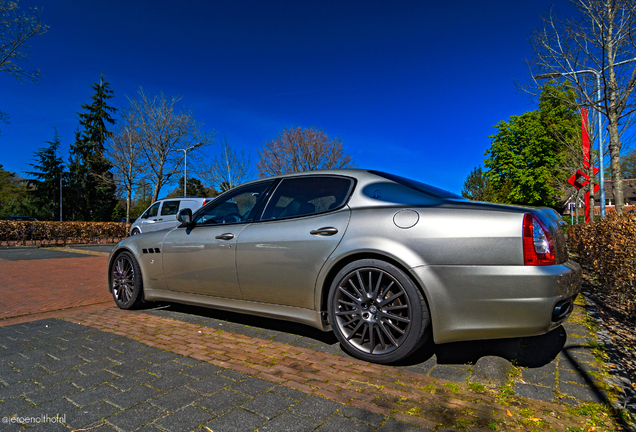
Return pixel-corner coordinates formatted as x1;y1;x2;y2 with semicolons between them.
67;76;118;221
26;130;64;220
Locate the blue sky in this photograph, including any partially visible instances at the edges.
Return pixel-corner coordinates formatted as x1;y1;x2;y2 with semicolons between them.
1;0;570;196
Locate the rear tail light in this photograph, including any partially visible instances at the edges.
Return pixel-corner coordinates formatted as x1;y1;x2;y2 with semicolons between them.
523;214;556;265
202;199;208;206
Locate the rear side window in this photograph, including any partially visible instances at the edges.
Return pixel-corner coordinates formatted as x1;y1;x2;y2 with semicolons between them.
261;177;353;220
160;201;180;216
369;170;463;199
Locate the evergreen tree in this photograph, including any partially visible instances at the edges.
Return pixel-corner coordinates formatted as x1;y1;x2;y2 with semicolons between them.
26;130;64;220
484;82;580;208
67;76;118;221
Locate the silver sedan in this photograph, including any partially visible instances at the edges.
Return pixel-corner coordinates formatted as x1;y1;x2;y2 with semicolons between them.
108;169;582;364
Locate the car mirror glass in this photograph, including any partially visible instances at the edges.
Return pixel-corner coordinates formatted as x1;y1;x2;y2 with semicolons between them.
177;208;193;225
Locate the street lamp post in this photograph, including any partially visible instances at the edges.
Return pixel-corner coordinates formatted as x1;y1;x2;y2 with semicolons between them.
535;57;636;218
175;146;195;198
535;70;605;218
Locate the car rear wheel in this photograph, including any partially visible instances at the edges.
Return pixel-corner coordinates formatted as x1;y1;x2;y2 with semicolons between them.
328;259;430;364
110;251;144;309
131;228;140;236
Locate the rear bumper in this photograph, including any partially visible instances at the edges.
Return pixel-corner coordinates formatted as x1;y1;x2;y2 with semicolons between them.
411;260;582;344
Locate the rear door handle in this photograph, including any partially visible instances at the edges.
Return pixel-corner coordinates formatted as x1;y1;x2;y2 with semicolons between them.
215;233;235;240
310;227;338;236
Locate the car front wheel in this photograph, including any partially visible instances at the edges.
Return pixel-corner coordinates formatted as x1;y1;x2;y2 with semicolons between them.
328;259;430;364
110;251;144;309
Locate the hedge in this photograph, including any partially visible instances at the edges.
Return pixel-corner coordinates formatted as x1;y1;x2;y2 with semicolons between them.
0;221;128;246
567;214;636;312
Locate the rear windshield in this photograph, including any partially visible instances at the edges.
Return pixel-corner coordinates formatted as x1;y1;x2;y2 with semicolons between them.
369;170;464;199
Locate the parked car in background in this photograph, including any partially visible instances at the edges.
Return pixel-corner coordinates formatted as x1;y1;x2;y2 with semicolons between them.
129;197;212;235
4;216;38;221
109;169;582;364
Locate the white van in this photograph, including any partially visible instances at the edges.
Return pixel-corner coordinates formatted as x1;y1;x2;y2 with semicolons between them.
130;197;213;235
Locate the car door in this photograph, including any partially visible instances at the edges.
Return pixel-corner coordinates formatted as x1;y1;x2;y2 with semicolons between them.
138;201;161;233
236;176;354;309
161;181;274;298
153;200;181;232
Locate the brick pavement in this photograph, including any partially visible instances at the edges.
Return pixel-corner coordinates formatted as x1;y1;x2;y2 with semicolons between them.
0;254;112;326
0;248;632;431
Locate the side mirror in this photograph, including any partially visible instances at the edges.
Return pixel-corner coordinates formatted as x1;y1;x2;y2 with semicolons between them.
177;208;193;226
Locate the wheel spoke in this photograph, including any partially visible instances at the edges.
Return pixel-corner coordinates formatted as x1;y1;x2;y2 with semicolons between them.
378;321;399;346
383;311;410;324
379;289;405;307
346;319;365;340
347;278;364;300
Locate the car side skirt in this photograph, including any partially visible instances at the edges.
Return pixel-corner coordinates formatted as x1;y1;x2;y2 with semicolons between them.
411;260;582;344
144;289;328;331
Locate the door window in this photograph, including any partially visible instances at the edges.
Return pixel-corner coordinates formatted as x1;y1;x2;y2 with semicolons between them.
144;202;160;218
194;182;273;225
261;176;353;220
160;201;180;216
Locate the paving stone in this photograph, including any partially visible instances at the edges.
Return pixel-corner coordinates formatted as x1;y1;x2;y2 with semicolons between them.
187;374;233;395
110;349;152;363
241;391;294;419
340;404;385;426
18;396;77;419
110;371;157;390
150;386;203;411
32;367;82;387
290;395;342;422
513;382;554;402
147;360;189;377
65;400;120;430
0;395;34;415
107;385;162;409
76;358;120;375
19;420;70;432
181;362;222;378
153;404;216;432
0;365;49;384
107;402;165;431
376;418;432;432
559;369;589;386
521;366;556;387
229;376;276;397
257;411;319;432
217;369;248;381
144;351;183;365
560;382;604;402
149;372;196;392
66;383;119;407
25;381;79;404
108;358;152;376
196;389;249;414
316;414;375;432
428;365;471;382
271;385;309;402
203;407;266;432
0;380;41;399
72;370;118;390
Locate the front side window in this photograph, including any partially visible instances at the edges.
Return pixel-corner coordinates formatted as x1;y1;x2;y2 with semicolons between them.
145;202;160;218
261;177;353;221
160;201;180;216
194;182;273;225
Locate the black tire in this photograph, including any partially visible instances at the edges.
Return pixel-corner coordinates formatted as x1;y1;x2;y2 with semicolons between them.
328;259;430;364
131;228;141;236
110;251;144;309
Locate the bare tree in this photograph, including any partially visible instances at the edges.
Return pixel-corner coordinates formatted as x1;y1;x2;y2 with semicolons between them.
257;126;354;177
105;109;142;224
200;135;252;192
530;0;636;214
1;0;48;134
127;88;214;203
0;0;47;80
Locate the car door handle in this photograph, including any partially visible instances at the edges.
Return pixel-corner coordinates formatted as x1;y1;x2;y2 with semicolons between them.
310;227;338;236
215;233;235;240
157;218;163;221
